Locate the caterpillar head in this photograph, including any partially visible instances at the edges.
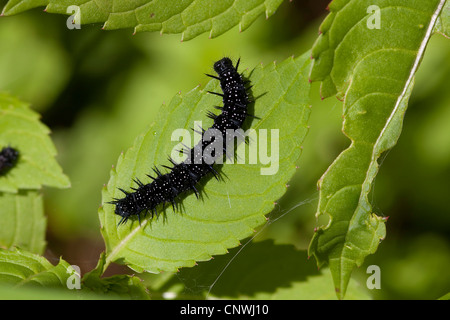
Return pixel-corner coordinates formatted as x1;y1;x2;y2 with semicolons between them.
213;57;234;74
109;190;143;225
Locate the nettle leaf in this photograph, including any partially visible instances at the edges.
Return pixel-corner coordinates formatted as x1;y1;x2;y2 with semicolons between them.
0;247;71;288
82;252;150;299
2;0;284;41
0;191;46;255
308;0;447;299
160;239;371;300
0;93;70;192
435;0;450;37
0;248;149;299
99;52;312;274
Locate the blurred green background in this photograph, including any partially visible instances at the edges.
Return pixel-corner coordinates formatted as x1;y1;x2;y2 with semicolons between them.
0;0;448;299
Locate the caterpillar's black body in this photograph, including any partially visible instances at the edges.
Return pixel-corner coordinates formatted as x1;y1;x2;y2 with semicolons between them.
0;146;19;175
111;58;251;225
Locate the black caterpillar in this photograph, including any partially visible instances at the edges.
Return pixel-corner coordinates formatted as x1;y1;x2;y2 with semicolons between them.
0;146;19;175
110;57;253;226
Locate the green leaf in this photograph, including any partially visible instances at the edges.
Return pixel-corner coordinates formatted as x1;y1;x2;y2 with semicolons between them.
0;247;71;288
0;248;150;299
0;93;70;192
308;0;447;299
0;191;46;255
99;52;312;274
438;292;450;300
2;0;284;41
156;239;371;300
435;0;450;37
82;252;150;299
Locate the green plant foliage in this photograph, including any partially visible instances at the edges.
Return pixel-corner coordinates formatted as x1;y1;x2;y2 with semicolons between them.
0;93;70;192
82;252;150;299
0;248;150;299
2;0;284;41
439;292;450;300
99;52;312;274
308;0;447;299
0;0;448;301
0;191;46;254
0;247;71;287
153;239;371;300
435;0;449;37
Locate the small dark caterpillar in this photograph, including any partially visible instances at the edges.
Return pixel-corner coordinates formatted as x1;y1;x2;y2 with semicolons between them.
0;146;19;175
110;57;253;226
